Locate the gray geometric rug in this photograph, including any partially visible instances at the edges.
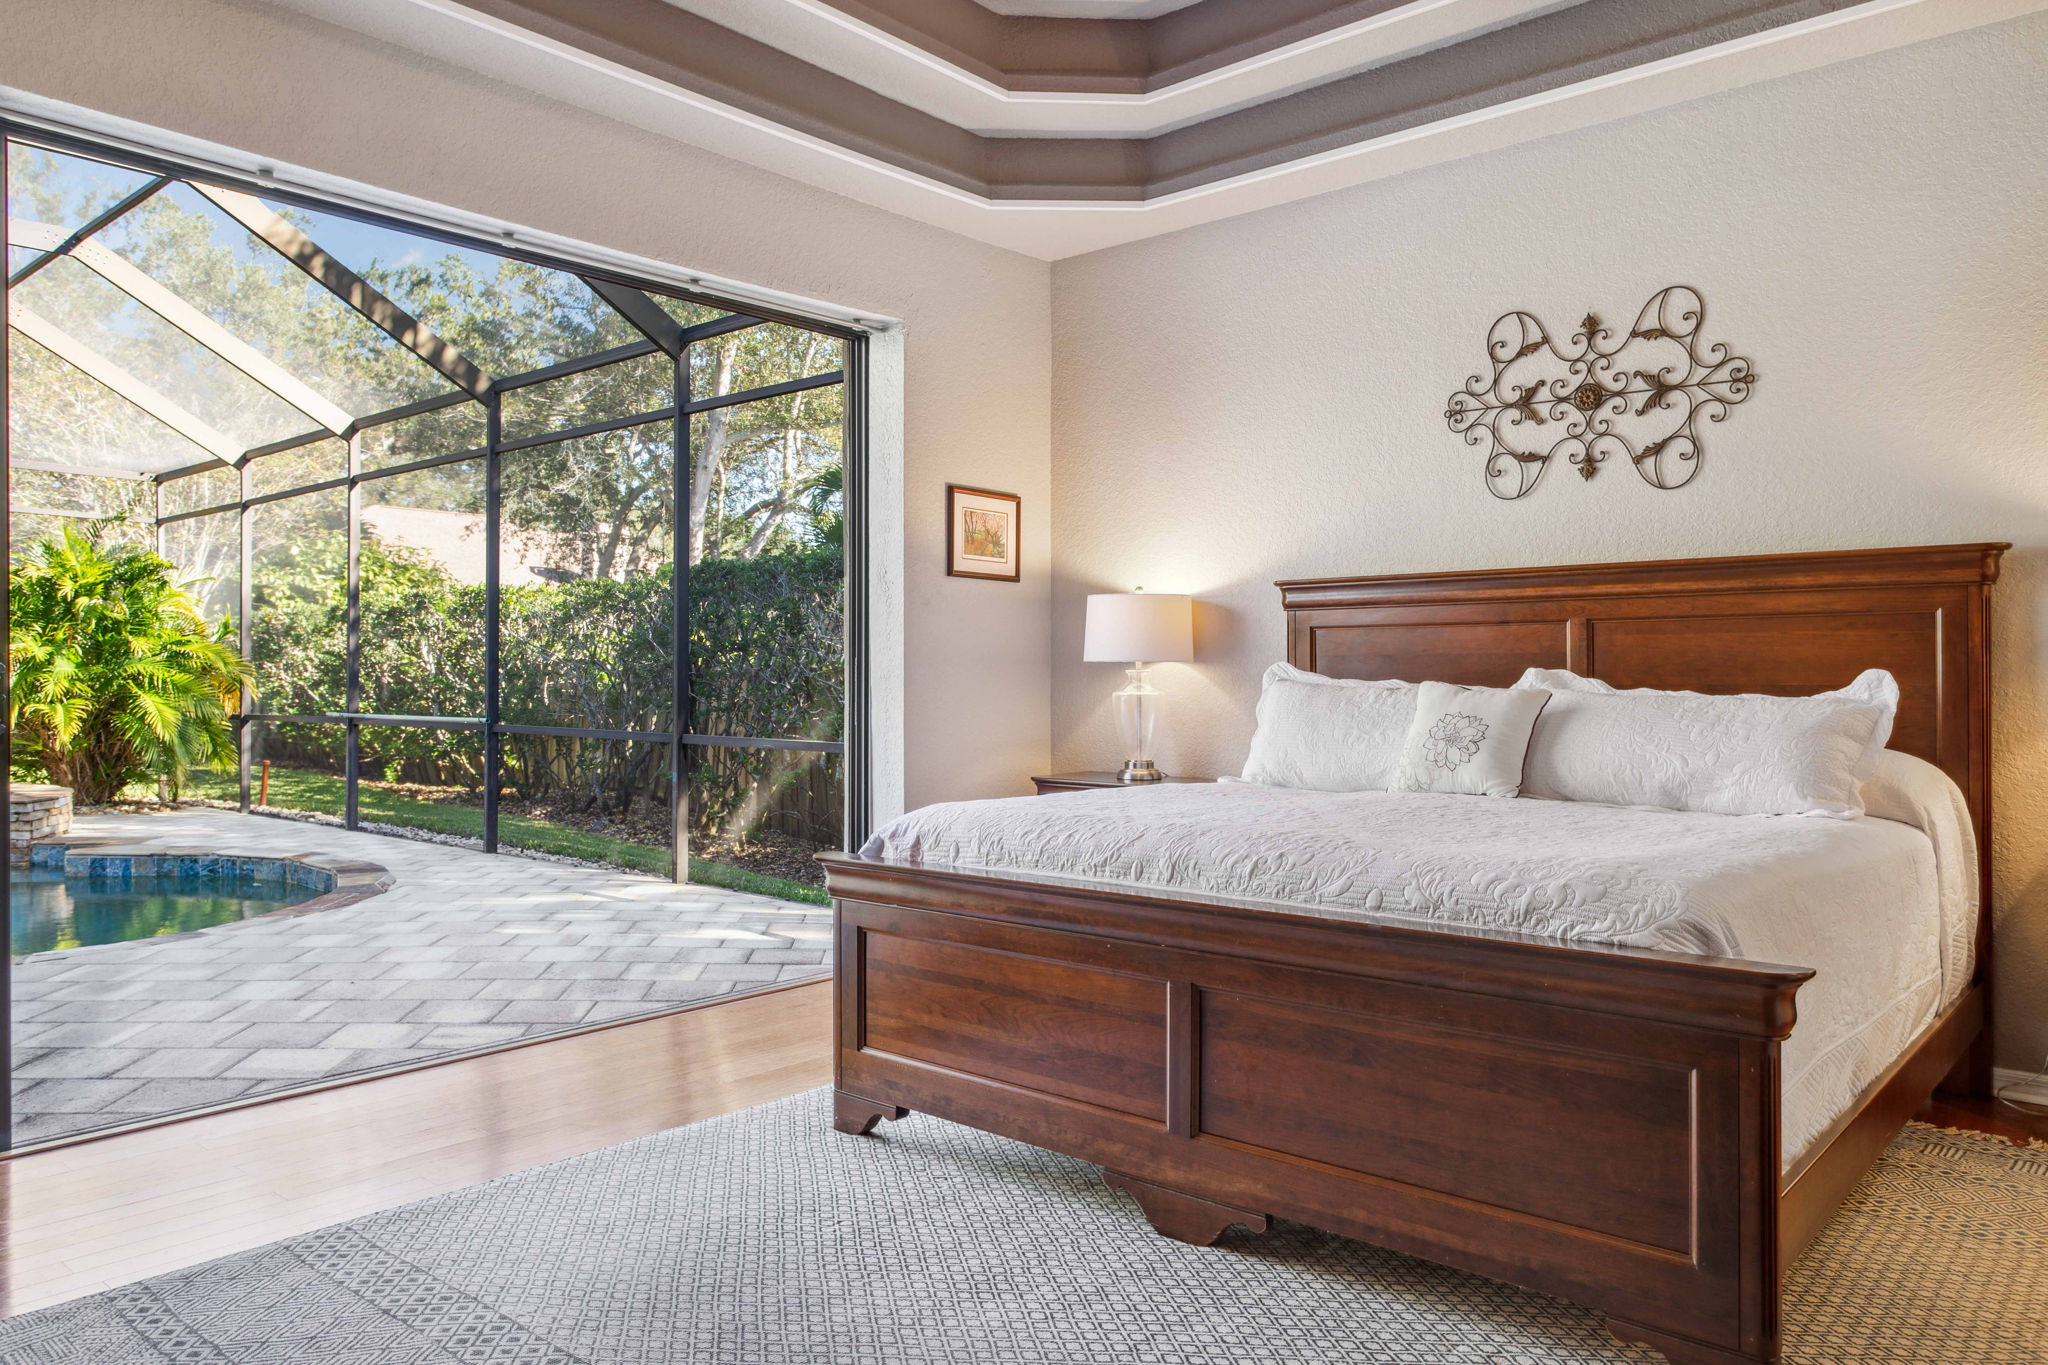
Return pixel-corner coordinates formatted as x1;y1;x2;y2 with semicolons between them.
2;1091;2041;1363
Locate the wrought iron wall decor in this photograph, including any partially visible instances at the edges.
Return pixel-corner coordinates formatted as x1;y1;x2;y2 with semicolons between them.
1444;285;1757;499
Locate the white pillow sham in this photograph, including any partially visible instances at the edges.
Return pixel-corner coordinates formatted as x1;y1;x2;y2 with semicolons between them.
1393;681;1550;798
1239;663;1416;791
1513;666;1899;818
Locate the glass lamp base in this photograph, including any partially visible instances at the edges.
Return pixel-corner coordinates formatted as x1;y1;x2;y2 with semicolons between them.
1112;667;1166;781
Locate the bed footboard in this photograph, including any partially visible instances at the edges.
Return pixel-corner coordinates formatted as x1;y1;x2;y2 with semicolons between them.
823;853;1814;1365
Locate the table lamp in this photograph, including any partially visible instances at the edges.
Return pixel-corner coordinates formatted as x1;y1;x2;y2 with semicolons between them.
1082;589;1194;782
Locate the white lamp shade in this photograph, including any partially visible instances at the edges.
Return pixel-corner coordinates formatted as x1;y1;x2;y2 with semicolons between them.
1083;592;1193;663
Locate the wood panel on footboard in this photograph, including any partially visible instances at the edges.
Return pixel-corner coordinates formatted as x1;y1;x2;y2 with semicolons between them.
824;542;2004;1365
825;855;1829;1365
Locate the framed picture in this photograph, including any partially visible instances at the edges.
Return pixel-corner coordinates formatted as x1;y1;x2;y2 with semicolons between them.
946;484;1021;582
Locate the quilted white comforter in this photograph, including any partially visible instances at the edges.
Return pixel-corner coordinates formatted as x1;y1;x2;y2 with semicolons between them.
860;775;1975;1166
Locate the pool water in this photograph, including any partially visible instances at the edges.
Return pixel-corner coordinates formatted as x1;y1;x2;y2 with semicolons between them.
9;867;321;956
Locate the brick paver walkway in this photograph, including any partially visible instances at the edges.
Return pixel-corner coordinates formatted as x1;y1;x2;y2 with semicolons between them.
11;810;833;1145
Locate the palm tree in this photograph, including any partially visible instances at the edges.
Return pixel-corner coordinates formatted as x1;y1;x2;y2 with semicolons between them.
9;525;250;803
802;462;844;549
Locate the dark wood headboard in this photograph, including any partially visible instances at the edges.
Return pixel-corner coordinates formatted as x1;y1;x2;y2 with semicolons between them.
1278;543;2006;885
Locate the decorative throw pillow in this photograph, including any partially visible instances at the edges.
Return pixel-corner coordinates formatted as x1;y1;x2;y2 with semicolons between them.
1392;682;1551;798
1513;667;1899;818
1239;663;1417;791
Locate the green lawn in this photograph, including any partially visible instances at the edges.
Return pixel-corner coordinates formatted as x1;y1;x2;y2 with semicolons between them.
178;766;829;906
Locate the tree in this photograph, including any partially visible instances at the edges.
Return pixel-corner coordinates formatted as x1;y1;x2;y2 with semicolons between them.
9;525;250;802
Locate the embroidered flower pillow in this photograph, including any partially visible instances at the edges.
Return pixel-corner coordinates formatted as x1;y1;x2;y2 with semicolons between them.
1392;682;1551;798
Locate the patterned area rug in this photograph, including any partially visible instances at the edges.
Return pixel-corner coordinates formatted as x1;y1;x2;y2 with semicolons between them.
2;1093;2041;1363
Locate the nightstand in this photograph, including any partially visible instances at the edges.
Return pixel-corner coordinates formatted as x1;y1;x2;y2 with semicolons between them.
1030;771;1213;795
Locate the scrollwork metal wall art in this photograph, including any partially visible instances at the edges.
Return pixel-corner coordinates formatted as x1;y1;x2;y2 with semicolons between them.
1443;286;1757;500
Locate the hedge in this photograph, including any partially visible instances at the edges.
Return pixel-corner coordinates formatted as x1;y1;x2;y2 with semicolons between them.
245;536;843;845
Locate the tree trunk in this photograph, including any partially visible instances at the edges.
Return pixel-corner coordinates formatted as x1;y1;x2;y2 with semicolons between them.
688;337;740;562
593;480;650;580
739;336;826;559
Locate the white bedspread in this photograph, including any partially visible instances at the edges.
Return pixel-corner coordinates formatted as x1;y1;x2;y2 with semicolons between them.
861;773;1975;1166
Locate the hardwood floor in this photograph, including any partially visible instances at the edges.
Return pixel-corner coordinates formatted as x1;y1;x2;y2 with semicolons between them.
1918;1091;2048;1146
0;975;2034;1323
0;980;832;1318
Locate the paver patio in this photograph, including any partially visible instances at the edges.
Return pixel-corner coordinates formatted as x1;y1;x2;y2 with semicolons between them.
11;809;834;1146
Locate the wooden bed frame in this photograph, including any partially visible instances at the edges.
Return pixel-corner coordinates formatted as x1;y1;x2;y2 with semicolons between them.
820;543;2005;1365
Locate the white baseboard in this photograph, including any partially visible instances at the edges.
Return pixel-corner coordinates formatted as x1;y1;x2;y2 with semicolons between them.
1991;1066;2048;1107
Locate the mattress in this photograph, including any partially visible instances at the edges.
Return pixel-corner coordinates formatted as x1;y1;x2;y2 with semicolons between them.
860;766;1977;1167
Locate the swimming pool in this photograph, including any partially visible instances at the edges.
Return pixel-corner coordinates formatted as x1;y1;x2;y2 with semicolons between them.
9;865;323;956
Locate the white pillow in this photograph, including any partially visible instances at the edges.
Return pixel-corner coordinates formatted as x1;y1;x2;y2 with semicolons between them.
1513;667;1899;818
1392;681;1551;798
1239;663;1416;791
1860;749;1978;987
1861;748;1963;839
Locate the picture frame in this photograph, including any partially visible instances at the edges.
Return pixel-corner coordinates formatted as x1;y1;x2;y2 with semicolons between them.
946;484;1021;582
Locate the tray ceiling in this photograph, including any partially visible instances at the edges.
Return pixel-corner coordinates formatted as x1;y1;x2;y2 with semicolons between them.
268;0;2042;259
971;1;1202;17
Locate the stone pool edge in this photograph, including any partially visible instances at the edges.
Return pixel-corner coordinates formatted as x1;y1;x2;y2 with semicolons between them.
13;839;395;964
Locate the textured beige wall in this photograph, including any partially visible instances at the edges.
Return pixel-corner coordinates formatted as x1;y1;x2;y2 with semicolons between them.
0;0;1054;817
1051;16;2048;1070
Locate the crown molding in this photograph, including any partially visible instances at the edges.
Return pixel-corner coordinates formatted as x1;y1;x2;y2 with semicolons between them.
436;0;1923;201
680;0;1578;137
974;0;1202;16
804;0;1531;95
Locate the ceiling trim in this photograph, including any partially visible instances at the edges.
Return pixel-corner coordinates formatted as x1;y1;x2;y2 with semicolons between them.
464;0;994;197
254;0;2041;259
804;0;1507;95
974;1;1203;17
679;0;1580;137
449;0;1900;201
